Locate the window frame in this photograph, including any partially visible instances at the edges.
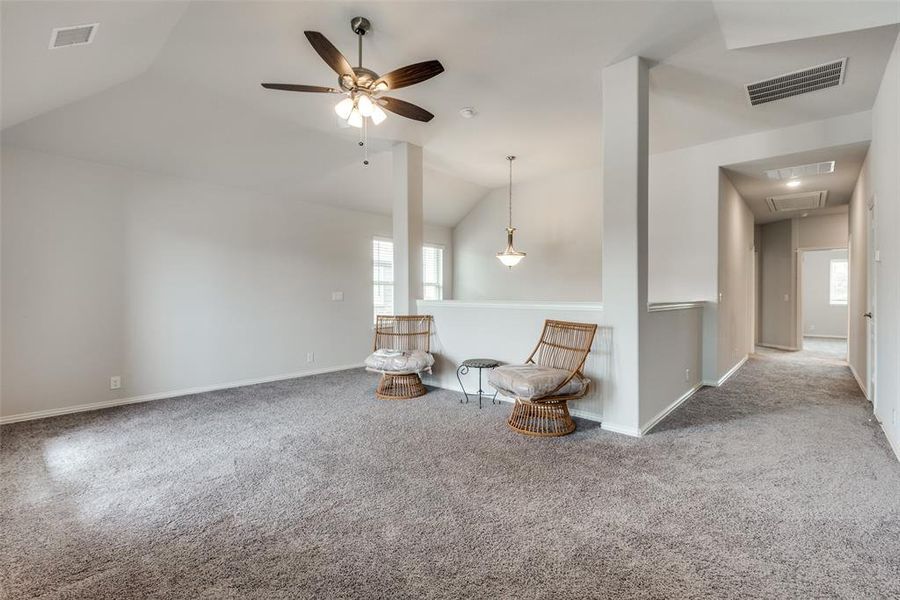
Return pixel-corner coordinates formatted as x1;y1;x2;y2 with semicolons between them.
372;237;394;322
828;257;848;306
422;243;444;301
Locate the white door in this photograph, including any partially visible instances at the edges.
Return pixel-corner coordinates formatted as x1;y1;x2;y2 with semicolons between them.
867;197;877;407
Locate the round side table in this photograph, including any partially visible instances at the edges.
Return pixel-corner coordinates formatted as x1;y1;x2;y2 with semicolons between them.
456;358;501;409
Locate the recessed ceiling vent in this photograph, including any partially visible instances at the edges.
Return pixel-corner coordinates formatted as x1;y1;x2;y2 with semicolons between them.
766;191;828;213
49;23;99;49
765;161;835;180
746;58;846;106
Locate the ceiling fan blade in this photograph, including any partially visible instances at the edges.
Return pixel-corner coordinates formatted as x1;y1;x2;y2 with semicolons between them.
374;60;444;91
261;83;340;93
379;97;435;122
304;31;355;79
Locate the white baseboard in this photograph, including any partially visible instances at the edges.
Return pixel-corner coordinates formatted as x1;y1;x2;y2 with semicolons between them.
848;363;869;400
702;355;748;387
0;363;364;425
884;426;900;464
640;383;703;435
803;334;847;339
756;343;799;352
600;421;642;437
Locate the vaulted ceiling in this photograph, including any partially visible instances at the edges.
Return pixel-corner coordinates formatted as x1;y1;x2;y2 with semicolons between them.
2;1;898;226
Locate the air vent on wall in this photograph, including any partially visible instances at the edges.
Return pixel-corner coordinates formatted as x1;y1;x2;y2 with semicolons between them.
766;191;828;213
746;58;846;106
49;23;99;49
765;161;835;180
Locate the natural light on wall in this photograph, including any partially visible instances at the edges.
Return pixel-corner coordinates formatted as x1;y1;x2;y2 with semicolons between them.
829;258;848;305
373;238;394;322
423;245;443;300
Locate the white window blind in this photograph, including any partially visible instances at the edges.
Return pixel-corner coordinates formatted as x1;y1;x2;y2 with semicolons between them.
373;238;394;321
829;258;848;305
423;245;443;300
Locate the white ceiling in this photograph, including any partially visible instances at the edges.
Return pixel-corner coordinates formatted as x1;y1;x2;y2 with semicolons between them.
723;142;869;224
2;1;898;226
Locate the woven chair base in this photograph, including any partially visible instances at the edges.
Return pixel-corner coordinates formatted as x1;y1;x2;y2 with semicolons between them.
507;399;576;437
376;373;427;400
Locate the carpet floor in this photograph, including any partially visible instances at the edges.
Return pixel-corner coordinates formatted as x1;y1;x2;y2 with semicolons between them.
1;352;899;599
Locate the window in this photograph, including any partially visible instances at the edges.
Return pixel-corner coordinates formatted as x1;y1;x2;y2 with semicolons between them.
829;258;848;305
423;245;444;300
373;238;394;322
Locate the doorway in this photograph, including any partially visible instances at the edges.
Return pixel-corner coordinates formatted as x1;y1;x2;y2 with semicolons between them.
799;248;848;361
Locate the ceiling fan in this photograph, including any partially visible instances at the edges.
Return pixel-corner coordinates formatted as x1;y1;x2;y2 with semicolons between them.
261;17;444;128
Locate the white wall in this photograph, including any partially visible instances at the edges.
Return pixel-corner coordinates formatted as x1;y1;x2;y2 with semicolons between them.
649;111;871;303
0;146;452;420
802;249;848;338
714;170;754;380
868;31;900;457
452;167;602;302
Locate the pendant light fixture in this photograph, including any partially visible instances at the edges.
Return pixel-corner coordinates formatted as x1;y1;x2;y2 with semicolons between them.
496;155;526;268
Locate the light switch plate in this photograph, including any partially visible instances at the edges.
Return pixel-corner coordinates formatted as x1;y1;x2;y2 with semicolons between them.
332;291;344;301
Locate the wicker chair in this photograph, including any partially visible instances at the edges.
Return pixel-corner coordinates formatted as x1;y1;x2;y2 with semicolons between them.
490;319;597;437
365;315;434;400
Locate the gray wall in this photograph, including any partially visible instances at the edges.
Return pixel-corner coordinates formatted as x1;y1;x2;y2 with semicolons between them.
757;213;849;350
715;170;754;379
453;167;602;301
758;220;795;349
0;146;452;419
802;249;848;338
848;153;870;389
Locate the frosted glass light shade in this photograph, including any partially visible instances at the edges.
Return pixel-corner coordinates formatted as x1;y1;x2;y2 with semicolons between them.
347;107;363;128
334;97;354;120
357;95;375;117
496;227;526;268
371;105;387;125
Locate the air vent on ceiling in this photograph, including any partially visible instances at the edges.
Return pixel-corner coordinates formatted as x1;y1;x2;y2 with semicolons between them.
766;191;828;213
746;58;846;106
765;161;835;180
49;23;99;49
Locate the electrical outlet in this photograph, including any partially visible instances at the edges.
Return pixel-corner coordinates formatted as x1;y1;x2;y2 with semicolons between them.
331;291;344;301
685;368;690;382
109;376;121;390
783;293;790;302
307;352;315;363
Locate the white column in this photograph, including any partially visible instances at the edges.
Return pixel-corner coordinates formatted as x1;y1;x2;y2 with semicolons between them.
392;142;424;315
600;56;649;432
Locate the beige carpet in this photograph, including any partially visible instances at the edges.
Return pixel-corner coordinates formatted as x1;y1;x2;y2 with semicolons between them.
1;351;898;599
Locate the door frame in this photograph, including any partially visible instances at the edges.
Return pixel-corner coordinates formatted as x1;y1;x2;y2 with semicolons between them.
867;195;877;409
796;245;849;359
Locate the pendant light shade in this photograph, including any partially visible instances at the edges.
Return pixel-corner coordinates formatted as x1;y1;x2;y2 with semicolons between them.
496;155;526;268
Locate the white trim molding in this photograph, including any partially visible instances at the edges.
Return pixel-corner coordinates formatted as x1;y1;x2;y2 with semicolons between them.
756;343;799;352
702;355;748;387
0;363;364;425
416;300;603;312
849;363;869;400
601;421;642;437
647;301;706;312
641;383;704;435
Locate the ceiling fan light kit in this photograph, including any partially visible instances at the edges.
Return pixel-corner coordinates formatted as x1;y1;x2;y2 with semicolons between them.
497;156;526;269
261;16;444;165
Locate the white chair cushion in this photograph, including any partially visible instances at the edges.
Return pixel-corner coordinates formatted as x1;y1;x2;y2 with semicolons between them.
488;364;587;400
365;349;434;374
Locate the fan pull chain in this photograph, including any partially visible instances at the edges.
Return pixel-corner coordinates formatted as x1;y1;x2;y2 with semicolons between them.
362;118;369;166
